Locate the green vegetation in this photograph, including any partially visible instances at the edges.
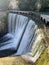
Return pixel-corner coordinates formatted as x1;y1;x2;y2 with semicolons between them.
40;0;49;11
18;0;37;11
41;0;49;8
35;47;49;65
17;0;49;11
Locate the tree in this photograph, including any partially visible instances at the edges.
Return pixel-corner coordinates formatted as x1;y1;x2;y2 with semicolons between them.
18;0;37;11
40;0;49;11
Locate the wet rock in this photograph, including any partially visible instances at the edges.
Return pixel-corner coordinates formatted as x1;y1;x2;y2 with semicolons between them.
0;21;6;36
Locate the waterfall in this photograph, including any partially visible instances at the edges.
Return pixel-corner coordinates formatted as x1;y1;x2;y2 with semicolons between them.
0;13;44;58
8;13;44;60
21;28;44;62
8;13;38;55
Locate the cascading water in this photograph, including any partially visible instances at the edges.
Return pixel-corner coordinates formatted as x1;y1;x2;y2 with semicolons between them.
21;29;44;62
0;13;44;60
8;13;44;62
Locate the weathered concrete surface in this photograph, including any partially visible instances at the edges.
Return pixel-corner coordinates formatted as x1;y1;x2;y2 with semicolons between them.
0;56;34;65
40;14;49;23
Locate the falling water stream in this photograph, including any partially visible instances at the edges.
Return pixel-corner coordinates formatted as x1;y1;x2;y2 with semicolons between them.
7;13;44;62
